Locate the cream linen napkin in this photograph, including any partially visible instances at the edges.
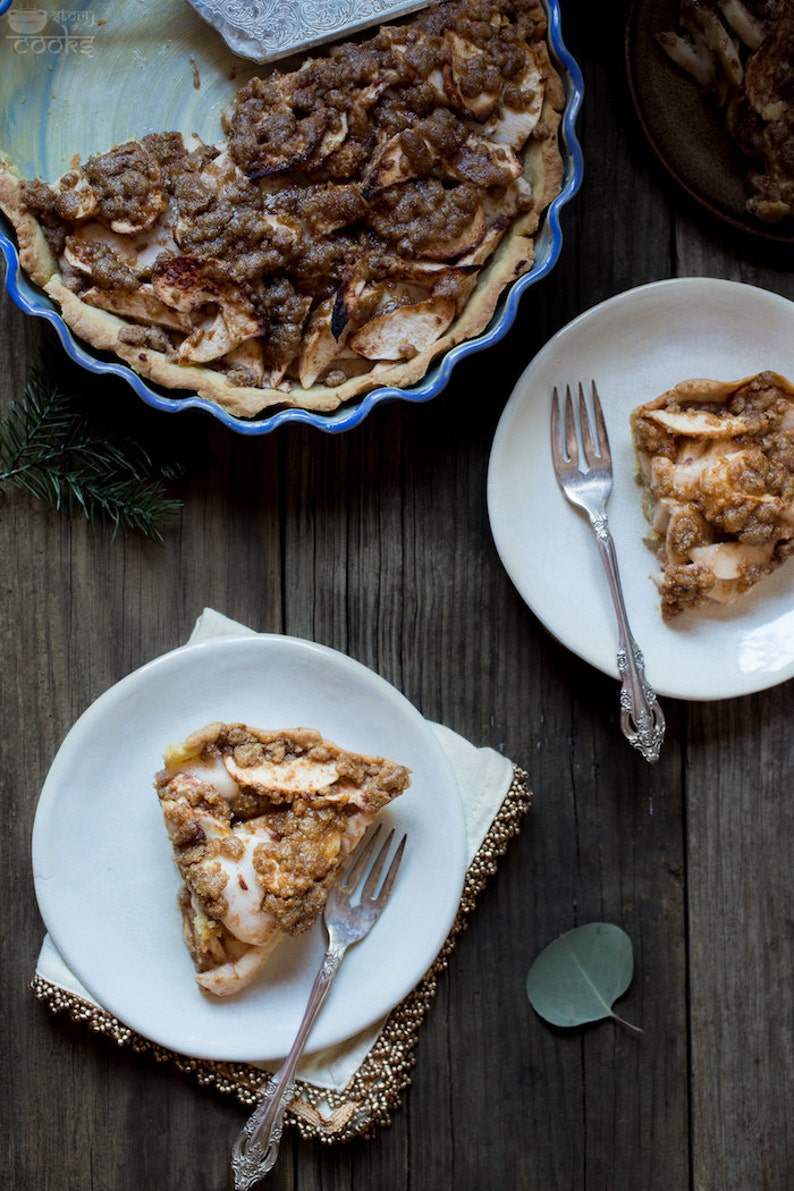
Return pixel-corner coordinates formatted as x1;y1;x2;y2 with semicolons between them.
32;609;532;1140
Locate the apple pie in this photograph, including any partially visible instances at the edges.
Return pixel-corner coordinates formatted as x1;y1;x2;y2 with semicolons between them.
0;0;566;419
631;371;794;619
657;0;793;225
155;722;410;996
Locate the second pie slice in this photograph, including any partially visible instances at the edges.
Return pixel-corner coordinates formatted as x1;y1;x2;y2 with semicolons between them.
155;722;411;996
631;370;794;619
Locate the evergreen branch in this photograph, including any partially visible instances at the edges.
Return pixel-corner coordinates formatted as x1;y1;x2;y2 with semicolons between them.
0;360;184;541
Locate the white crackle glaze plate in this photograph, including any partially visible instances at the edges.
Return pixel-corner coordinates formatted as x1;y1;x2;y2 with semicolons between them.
0;0;583;434
32;634;466;1062
487;277;794;702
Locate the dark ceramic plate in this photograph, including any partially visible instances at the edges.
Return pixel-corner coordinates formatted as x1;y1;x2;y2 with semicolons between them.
625;0;794;245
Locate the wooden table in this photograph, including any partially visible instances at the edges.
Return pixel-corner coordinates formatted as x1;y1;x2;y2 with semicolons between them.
2;3;792;1188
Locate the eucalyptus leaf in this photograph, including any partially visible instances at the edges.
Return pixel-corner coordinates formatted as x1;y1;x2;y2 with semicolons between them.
526;923;641;1033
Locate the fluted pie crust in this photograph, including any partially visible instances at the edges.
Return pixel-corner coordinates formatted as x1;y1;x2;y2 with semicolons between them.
631;371;794;619
0;0;565;419
155;722;410;996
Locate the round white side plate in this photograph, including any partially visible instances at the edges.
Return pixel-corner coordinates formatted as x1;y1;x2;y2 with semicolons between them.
32;634;466;1062
488;277;794;701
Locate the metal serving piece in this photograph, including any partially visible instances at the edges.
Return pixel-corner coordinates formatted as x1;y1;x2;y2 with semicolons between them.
185;0;434;64
230;825;407;1188
550;381;665;763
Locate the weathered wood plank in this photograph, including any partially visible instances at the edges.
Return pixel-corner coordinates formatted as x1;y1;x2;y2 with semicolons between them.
687;691;794;1191
668;134;794;1191
1;2;793;1188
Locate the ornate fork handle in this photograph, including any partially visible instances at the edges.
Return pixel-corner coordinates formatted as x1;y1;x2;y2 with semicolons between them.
589;509;665;763
230;945;345;1190
230;827;405;1187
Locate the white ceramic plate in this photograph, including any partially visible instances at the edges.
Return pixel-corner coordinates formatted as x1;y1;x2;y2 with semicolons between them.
487;277;794;702
32;635;466;1062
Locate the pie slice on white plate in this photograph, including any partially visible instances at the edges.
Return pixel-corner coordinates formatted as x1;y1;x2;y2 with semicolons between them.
155;722;411;996
631;370;794;619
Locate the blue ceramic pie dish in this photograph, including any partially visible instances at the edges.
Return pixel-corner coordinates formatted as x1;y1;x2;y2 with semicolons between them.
0;0;583;434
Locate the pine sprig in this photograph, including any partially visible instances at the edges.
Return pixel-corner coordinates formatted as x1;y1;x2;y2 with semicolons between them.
0;363;183;541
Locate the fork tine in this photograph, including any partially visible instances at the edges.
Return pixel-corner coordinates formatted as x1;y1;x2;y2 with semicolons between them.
360;827;406;903
551;385;564;469
590;379;610;460
341;824;383;891
369;831;407;906
359;827;395;900
577;381;597;464
563;384;578;465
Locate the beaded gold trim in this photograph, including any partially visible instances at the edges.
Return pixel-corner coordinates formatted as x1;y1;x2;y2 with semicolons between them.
31;764;532;1142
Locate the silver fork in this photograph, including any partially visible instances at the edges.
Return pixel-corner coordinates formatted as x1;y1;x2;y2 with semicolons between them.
230;825;407;1189
551;381;665;763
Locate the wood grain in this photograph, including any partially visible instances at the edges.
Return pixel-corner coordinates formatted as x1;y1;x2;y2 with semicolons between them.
1;2;792;1189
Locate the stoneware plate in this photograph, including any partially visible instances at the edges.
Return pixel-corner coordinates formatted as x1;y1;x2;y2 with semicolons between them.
626;0;794;245
32;634;466;1062
488;277;794;701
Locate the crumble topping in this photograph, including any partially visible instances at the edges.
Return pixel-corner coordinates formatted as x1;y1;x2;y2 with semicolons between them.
0;0;565;417
631;371;794;619
155;723;410;995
